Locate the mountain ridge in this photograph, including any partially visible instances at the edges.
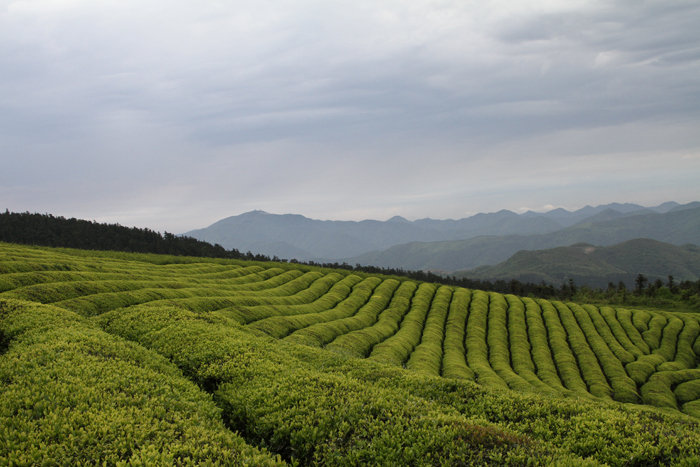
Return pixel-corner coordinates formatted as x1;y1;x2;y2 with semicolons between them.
346;206;700;272
184;201;697;262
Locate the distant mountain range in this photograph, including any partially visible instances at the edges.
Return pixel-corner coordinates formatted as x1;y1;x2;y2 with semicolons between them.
184;208;568;260
456;239;700;288
348;205;700;272
184;202;700;275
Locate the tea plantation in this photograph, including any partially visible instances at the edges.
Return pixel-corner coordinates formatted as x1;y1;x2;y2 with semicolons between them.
1;242;699;465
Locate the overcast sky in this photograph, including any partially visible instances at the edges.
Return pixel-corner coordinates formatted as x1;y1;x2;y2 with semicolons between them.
2;0;699;232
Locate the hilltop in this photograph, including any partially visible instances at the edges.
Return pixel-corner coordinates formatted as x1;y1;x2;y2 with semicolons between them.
459;239;700;288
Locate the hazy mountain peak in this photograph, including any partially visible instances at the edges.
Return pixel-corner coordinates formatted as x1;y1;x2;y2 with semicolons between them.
387;215;410;223
652;201;680;213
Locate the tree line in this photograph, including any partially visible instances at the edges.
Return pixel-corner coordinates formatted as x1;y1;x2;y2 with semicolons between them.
0;210;255;260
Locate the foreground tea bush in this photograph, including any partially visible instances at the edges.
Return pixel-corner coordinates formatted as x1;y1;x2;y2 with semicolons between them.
0;298;282;466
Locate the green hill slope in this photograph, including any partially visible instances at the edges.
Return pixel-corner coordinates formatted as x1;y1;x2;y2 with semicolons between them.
350;206;700;272
460;239;700;287
2;242;700;465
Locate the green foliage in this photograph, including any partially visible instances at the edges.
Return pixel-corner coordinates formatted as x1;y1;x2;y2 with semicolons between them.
673;314;700;369
405;286;452;375
3;242;700;465
368;282;436;367
675;378;700;410
643;314;669;351
240;273;360;327
615;307;651;354
640;369;700;412
567;303;639;403
101;301;700;466
464;291;509;389
0;299;281;465
486;293;534;392
282;278;399;349
326;280;417;358
99;304;563;465
588;305;638;362
538;299;590;395
505;295;560;395
282;277;382;347
551;301;612;399
521;297;570;394
441;288;475;380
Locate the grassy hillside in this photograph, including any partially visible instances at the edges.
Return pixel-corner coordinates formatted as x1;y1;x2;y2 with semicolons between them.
2;242;700;465
461;239;700;288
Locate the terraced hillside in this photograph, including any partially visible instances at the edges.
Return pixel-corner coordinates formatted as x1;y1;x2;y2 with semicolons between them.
1;242;700;465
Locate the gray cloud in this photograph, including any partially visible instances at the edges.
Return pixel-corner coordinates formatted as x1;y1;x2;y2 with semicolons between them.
1;0;699;231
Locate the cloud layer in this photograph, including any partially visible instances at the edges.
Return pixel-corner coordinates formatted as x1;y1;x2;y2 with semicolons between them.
2;0;699;231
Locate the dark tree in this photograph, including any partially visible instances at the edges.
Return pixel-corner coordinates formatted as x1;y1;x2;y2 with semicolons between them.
667;275;677;294
634;274;648;295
